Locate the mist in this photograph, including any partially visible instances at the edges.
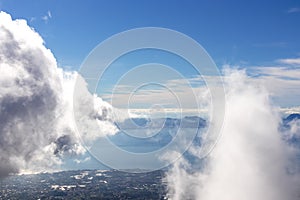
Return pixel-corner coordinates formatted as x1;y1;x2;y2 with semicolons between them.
165;69;300;200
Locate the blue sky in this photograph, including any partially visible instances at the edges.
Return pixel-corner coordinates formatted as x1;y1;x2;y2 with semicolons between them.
1;0;300;108
1;0;300;68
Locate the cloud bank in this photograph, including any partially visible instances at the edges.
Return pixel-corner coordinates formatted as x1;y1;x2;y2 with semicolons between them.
165;69;300;200
0;12;117;177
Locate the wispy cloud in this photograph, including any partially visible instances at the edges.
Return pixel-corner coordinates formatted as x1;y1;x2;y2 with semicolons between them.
102;81;205;110
250;66;300;79
248;66;300;106
42;10;52;23
102;61;300;111
47;10;52;18
277;57;300;65
287;7;300;13
252;42;287;48
280;106;300;114
30;17;36;23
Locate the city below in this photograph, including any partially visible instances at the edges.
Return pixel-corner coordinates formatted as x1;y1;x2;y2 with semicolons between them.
0;169;168;200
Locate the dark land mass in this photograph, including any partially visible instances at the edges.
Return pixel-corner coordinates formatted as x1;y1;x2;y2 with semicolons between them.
0;169;167;200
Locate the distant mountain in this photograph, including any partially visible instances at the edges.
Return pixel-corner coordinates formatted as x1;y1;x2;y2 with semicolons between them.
112;114;300;152
282;113;300;148
116;116;206;129
283;113;300;124
282;113;300;130
109;116;206;153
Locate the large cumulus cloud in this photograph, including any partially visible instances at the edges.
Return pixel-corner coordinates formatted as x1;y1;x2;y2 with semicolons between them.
0;12;117;177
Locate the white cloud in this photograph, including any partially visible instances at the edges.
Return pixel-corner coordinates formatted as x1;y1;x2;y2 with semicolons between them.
287;7;300;13
101;77;209;118
252;42;287;48
48;10;52;18
165;69;300;200
247;66;300;107
251;66;300;78
277;57;300;65
41;10;52;23
0;11;118;177
30;17;36;22
41;15;48;22
74;156;91;164
102;63;300;115
280;106;300;115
